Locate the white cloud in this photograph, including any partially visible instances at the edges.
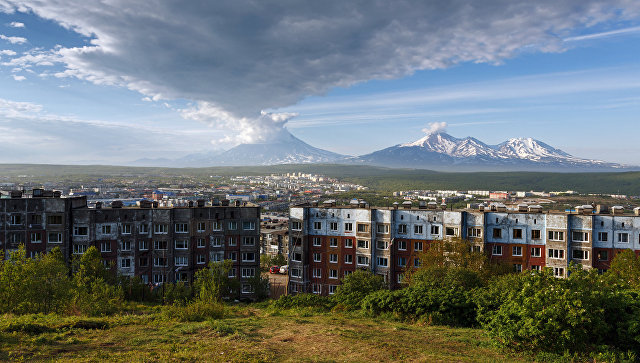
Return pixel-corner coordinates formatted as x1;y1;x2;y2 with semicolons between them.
0;1;639;144
0;49;16;55
422;122;448;135
11;74;24;81
8;21;24;28
564;25;640;42
0;34;26;44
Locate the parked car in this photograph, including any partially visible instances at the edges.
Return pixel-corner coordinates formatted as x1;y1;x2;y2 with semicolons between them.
279;265;288;274
269;266;280;274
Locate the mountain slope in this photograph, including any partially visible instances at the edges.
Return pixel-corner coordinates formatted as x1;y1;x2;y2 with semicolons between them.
355;132;626;171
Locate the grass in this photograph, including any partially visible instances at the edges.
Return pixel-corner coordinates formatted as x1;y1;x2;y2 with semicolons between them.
0;305;532;362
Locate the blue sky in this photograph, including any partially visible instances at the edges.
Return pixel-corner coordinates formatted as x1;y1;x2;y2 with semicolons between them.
0;1;639;165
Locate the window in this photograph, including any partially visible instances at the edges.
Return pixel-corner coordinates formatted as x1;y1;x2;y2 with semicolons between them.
344;223;353;232
531;247;541;257
398;224;407;234
329;269;338;279
177;273;188;282
243;221;255;230
228;221;237;230
121;258;132;268
472;245;481;253
344;239;353;248
414;225;423;234
414;242;423;252
73;244;87;255
572;231;589;242
313;221;322;230
122;224;132;234
154;224;168;234
153;257;167;267
139;224;149;234
531;230;541;240
344;270;353;277
312;284;321;294
328;222;338;231
618;233;629;243
357;255;370;265
212;221;222;231
597;250;608;261
242;236;255;246
287;268;300;279
512;246;522;256
30;214;41;225
548;249;564;259
242;252;255;262
228;252;237;261
139;240;148;250
30;232;41;243
329;238;338;247
291;221;301;230
468;228;481;237
101;225;112;234
344;254;353;264
377;240;389;250
211;252;223;262
228;237;237;246
329;285;337;294
513;264;522;273
313;268;321;278
197;222;206;232
598;232;608;242
8;233;21;244
174;240;188;249
313;237;321;246
414;258;420;268
492;228;502;238
153;240;168;250
397;240;407;251
122;241;131;251
397;256;407;267
492;245;502;256
48;232;62;244
197;254;206;264
572;249;589;260
197;238;206;248
100;242;111;252
228;268;237;278
292;252;302;262
9;214;21;225
445;227;457;236
377;224;389;234
548;231;564;241
376;257;388;267
329;254;338;263
47;215;62;225
430;225;440;235
313;253;321;262
554;267;564;277
175;223;189;233
397;273;404;284
73;226;88;236
357;240;369;249
512;229;523;239
139;257;148;267
357;224;369;233
531;265;541;271
153;274;165;284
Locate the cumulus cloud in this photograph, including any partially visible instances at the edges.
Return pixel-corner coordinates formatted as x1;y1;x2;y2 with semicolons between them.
0;49;15;55
0;34;26;44
11;74;24;81
422;122;448;135
1;0;639;143
8;21;24;28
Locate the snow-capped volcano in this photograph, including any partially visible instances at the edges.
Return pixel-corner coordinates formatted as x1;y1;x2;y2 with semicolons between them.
355;131;624;171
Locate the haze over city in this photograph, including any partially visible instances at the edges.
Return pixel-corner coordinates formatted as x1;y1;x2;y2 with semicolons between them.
0;1;639;164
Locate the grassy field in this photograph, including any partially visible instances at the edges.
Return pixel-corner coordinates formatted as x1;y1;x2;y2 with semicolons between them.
0;304;529;362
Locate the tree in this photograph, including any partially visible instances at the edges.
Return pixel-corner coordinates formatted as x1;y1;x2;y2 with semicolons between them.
71;246;123;316
607;249;640;288
193;259;238;302
333;269;386;310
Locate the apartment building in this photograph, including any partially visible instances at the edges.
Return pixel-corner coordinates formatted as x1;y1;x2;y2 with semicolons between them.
1;191;261;298
289;202;640;295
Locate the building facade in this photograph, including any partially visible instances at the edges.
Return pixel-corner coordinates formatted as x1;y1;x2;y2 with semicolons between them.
289;203;640;295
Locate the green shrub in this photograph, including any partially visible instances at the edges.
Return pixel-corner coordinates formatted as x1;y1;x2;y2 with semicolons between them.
333;270;386;310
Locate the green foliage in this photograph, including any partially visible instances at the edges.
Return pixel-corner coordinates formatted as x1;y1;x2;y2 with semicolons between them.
476;266;640;353
71;246;123;316
0;314;109;334
333;269;386;310
162;282;193;305
607;249;640;288
161;300;224;322
0;246;72;314
247;274;270;302
194;260;239;302
271;293;335;311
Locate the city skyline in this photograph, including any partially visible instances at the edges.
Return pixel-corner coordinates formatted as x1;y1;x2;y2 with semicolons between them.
0;2;639;164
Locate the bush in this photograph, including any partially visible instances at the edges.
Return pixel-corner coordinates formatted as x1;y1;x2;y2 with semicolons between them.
333;270;386;310
161;300;224;322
